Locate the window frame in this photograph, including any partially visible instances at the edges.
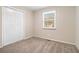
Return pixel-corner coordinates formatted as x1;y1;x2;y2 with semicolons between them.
42;11;56;30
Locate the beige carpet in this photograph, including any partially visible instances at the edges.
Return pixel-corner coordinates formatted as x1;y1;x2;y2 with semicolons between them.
0;37;79;53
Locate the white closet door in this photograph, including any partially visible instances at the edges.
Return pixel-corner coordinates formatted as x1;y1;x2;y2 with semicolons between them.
2;7;24;46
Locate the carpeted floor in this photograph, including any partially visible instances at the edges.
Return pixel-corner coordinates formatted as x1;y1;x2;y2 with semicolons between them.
0;37;79;53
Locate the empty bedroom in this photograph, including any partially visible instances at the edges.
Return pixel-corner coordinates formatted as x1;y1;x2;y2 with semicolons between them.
0;6;79;53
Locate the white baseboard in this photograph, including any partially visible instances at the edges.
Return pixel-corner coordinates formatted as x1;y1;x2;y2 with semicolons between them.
34;36;75;45
0;43;3;48
1;35;75;48
76;45;79;51
2;35;33;47
0;45;3;48
23;35;33;40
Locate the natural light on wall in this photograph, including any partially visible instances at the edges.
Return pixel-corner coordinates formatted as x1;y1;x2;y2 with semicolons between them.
43;11;56;29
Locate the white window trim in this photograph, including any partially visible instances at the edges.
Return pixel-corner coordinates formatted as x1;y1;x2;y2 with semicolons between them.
42;11;56;30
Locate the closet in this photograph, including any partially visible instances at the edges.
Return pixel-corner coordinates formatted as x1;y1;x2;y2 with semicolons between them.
2;7;24;46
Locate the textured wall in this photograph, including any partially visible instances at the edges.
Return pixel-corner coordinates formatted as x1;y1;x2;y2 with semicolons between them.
34;6;76;44
76;7;79;49
0;7;2;47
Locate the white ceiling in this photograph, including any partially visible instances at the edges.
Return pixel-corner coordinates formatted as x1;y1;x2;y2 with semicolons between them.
12;6;48;11
25;6;47;11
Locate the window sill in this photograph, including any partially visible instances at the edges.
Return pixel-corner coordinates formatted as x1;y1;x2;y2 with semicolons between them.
42;27;56;30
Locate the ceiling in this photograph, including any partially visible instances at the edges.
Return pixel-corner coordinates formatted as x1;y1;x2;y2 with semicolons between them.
12;6;48;11
25;6;47;11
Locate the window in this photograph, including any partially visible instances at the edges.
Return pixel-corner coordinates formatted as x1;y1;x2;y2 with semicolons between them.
43;11;56;29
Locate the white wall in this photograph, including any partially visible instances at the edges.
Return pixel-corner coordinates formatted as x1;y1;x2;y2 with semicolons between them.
76;7;79;49
0;7;2;47
23;9;33;39
2;7;33;46
34;6;76;45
